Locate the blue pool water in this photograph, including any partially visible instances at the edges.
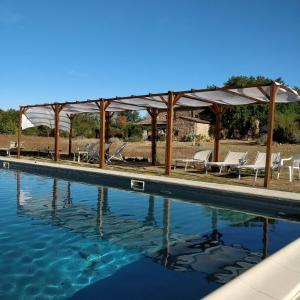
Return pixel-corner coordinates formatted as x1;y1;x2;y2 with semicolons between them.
0;168;300;299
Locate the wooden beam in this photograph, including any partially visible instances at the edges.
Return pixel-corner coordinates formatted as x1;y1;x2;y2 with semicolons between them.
68;115;74;157
149;108;159;166
105;111;112;156
53;104;62;162
173;93;183;105
165;92;174;175
222;89;267;104
257;86;271;100
211;104;225;162
183;93;223;106
105;112;111;143
264;83;278;188
21;82;273;110
98;101;106;169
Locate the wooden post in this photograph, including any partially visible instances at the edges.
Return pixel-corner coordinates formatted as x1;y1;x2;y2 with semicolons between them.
17;107;23;159
151;109;158;166
53;105;61;162
105;112;111;143
105;111;111;156
212;104;223;162
147;108;159;166
68;115;74;157
98;100;106;169
264;83;278;188
165;92;174;175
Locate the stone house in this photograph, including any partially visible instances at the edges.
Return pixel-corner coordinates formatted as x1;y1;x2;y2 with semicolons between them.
138;109;210;141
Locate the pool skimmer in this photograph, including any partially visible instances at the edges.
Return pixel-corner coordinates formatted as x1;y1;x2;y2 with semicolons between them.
130;179;145;191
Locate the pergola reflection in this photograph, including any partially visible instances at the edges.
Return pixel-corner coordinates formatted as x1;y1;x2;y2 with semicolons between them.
15;171;270;283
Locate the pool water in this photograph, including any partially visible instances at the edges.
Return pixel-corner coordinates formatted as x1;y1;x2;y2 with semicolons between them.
0;168;300;300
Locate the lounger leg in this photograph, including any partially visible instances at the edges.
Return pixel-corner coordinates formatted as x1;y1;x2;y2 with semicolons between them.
174;162;176;170
185;162;189;171
238;168;241;180
219;166;222;175
288;166;292;182
254;169;258;182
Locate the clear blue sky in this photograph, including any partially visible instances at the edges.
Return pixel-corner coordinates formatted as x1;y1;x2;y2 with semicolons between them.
0;0;299;109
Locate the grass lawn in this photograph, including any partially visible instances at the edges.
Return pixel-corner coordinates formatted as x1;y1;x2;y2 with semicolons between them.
1;135;300;193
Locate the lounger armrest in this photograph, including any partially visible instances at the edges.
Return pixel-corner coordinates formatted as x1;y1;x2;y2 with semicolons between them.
280;157;293;166
239;158;247;166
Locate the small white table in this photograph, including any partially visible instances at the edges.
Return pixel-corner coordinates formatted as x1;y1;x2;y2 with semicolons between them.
73;151;89;163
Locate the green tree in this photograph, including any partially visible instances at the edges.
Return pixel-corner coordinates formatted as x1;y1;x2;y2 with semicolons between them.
201;76;300;143
0;109;18;134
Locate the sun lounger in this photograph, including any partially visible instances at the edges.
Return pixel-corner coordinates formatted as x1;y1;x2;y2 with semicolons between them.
74;143;95;162
106;143;127;163
238;151;281;181
174;150;212;171
87;143;111;163
277;154;300;182
206;151;248;174
0;141;17;157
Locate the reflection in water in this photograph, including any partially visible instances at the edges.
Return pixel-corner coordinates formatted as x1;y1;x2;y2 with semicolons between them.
15;173;270;286
52;178;58;218
97;187;105;238
162;197;170;267
16;171;21;209
64;181;72;208
211;208;218;231
145;195;155;226
263;218;269;258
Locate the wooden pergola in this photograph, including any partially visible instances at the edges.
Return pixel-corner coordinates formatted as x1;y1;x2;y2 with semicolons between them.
17;81;300;188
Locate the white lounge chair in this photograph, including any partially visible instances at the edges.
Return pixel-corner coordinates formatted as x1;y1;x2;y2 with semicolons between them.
173;150;212;171
87;143;111;163
106;143;127;163
206;151;248;174
74;143;94;162
277;154;300;182
238;151;281;181
0;141;17;157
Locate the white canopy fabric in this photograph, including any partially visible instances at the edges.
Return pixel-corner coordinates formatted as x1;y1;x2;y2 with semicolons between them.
21;83;300;132
23;106;71;132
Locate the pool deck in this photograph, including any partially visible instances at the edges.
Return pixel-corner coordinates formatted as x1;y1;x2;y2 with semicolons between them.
1;156;300;200
203;237;300;300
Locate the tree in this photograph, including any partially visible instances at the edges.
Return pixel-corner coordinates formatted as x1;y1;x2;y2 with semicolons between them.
203;76;300;143
117;111;140;122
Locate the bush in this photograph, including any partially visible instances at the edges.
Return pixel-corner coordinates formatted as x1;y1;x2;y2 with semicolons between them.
256;134;267;145
126;135;143;142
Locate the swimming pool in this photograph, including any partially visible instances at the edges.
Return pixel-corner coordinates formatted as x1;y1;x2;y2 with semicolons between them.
1;168;300;300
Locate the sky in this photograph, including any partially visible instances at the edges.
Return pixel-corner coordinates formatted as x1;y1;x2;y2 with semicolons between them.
0;0;299;109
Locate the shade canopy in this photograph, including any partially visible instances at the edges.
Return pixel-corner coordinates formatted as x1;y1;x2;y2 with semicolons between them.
21;82;300;132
